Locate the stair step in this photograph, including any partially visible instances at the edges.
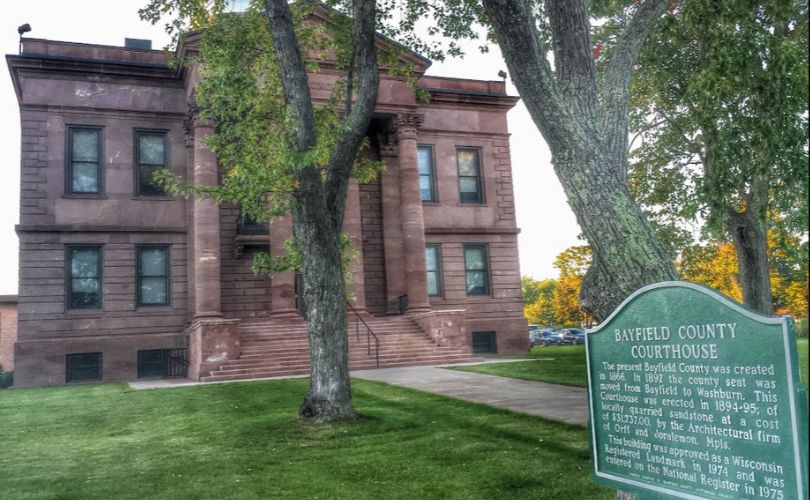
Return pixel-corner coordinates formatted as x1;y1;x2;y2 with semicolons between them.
213;353;480;373
201;356;485;382
223;350;469;368
200;315;478;382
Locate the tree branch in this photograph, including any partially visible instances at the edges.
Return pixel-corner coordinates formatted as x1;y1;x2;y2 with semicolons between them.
547;0;598;117
654;107;703;161
264;0;317;152
628;118;666;151
599;0;671;173
480;0;582;152
325;0;380;219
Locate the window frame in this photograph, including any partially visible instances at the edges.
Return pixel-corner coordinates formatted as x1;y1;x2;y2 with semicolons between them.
65;125;103;196
463;243;491;296
456;146;484;204
471;331;498;354
417;144;438;203
65;245;103;310
66;352;102;383
134;129;170;197
136;245;171;307
425;244;444;297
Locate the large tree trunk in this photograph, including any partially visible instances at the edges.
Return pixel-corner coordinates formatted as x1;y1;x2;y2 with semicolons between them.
481;0;676;322
704;135;775;315
727;210;773;315
265;0;379;422
555;151;677;321
292;173;355;421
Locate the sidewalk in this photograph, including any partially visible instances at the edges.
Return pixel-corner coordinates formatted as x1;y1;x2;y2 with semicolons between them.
351;362;589;426
130;360;590;427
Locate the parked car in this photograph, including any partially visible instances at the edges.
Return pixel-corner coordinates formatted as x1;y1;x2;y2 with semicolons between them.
556;328;586;345
529;325;564;347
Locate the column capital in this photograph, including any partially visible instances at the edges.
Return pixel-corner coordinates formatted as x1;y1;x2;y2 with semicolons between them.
394;113;424;140
183;94;214;147
182;105;196;148
378;132;398;158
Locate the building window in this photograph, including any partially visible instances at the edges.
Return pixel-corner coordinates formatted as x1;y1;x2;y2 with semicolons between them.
425;244;443;297
66;353;102;383
67;246;102;309
472;331;497;354
464;244;490;296
135;130;168;196
67;126;101;194
237;210;269;235
418;145;437;202
137;349;188;378
457;147;483;203
138;246;170;306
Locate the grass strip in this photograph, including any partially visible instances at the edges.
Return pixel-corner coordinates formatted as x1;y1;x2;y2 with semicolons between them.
452;345;589;387
453;340;808;392
0;378;612;500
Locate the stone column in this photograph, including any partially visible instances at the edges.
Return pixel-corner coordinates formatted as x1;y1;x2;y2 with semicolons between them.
396;113;430;313
379;135;406;313
182;110;196;321
192;119;222;318
343;178;367;313
269;215;299;318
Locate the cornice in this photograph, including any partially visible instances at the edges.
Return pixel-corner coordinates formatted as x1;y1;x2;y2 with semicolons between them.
16;224;187;234
424;227;521;235
420;88;520;110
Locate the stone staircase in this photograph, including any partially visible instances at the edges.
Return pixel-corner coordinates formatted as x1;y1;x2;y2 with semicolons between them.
200;315;483;382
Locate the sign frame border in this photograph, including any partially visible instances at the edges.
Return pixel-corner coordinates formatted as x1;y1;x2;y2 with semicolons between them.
585;280;808;500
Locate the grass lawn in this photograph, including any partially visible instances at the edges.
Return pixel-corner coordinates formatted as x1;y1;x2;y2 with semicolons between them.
798;338;808;388
454;339;809;391
0;379;612;500
453;345;589;387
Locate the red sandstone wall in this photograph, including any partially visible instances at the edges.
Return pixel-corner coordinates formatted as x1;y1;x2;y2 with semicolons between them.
0;303;17;371
359;179;387;315
219;205;273;319
12;45;191;385
414;103;527;353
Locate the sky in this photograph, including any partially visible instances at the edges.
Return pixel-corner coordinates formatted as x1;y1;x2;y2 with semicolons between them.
0;0;582;295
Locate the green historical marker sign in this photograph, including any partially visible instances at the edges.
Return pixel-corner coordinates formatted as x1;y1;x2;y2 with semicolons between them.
587;281;808;499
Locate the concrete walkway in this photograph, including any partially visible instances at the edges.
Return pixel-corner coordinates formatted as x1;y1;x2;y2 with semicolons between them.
130;359;589;427
351;362;589;426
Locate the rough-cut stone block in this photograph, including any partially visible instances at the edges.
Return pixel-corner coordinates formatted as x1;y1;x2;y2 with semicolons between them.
185;318;241;380
412;309;469;348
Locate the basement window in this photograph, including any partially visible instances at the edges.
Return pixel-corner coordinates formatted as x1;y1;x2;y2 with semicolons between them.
472;331;497;354
66;353;102;383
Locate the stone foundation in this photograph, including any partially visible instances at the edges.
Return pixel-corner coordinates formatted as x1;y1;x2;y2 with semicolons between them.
185;318;241;380
412;309;469;348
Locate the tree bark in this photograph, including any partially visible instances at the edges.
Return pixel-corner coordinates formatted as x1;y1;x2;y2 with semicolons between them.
727;210;773;315
265;0;380;421
556;151;676;321
293;170;355;421
481;0;675;321
703;125;775;316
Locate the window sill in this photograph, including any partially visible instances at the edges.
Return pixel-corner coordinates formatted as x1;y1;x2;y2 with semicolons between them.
65;308;104;316
464;295;493;301
63;194;108;200
132;196;175;201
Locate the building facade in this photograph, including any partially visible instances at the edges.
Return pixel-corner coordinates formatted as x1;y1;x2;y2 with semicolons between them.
0;295;17;372
7;27;527;388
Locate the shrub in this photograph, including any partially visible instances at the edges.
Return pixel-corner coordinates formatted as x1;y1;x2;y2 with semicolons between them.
0;364;12;389
796;318;808;339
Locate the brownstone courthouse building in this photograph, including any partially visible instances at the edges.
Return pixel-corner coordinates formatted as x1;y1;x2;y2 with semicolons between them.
7;22;528;388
